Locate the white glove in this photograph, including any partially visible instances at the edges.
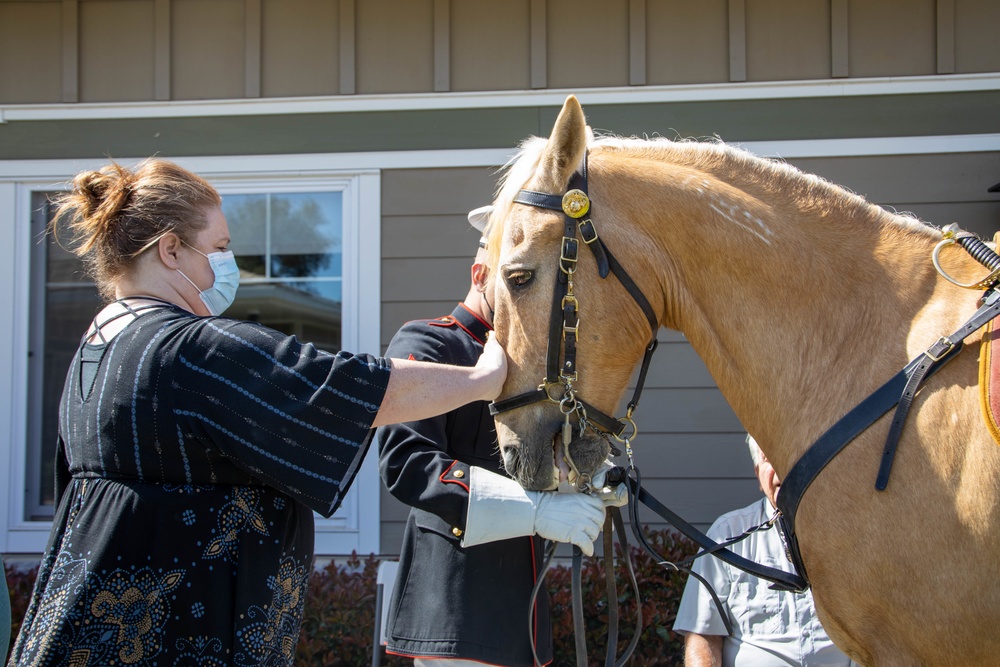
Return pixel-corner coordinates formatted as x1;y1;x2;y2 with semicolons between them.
591;460;629;508
462;466;606;555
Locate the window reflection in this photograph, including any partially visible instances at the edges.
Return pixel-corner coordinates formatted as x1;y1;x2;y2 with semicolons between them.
222;191;343;353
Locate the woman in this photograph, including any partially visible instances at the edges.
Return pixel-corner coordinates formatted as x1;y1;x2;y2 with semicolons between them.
8;159;506;667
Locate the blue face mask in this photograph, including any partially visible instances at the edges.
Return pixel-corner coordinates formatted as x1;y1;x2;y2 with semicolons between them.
177;244;240;316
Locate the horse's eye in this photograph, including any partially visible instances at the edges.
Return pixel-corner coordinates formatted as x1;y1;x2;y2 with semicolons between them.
504;268;534;289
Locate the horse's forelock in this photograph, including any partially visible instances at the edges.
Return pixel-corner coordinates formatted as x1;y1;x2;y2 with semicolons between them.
485;136;548;269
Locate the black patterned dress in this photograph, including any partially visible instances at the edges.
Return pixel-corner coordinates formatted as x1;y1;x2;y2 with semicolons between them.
9;304;391;667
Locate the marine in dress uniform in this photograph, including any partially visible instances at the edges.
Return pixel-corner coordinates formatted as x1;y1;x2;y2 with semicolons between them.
376;209;609;667
377;302;554;666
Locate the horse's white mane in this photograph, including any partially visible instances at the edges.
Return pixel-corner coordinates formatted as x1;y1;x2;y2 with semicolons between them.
485;132;936;258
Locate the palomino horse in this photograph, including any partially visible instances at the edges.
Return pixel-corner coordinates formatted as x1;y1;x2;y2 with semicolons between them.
484;96;1000;666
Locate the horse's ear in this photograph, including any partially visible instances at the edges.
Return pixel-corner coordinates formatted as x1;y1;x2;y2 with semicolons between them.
535;95;589;192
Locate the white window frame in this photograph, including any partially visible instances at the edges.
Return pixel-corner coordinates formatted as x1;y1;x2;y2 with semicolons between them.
0;159;382;557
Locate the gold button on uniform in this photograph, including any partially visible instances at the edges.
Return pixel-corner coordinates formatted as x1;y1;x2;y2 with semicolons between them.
453;469;465;478
452;527;463;537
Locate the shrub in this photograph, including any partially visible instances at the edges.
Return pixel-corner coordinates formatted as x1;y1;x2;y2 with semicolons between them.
5;562;38;664
6;528;697;666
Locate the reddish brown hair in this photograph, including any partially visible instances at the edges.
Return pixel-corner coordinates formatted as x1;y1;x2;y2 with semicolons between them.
51;158;221;300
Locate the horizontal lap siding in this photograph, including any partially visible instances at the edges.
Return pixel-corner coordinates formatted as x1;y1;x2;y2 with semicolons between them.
2;0;999;103
789;152;1000;239
378;151;1000;555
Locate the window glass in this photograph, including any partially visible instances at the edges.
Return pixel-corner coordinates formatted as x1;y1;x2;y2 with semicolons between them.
27;194;101;517
222;191;343;352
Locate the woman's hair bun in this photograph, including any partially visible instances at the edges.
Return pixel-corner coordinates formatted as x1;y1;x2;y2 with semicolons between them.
73;163;134;223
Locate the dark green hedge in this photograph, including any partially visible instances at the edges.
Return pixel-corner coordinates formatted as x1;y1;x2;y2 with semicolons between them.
6;528;696;666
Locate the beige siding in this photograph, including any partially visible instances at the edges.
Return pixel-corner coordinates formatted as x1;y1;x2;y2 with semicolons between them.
355;0;434;94
746;0;831;81
260;0;340;97
79;0;156;102
546;0;630;89
171;0;246;100
646;0;729;85
1;0;999;103
955;0;1000;73
450;0;531;92
791;152;1000;238
848;0;936;77
0;1;63;103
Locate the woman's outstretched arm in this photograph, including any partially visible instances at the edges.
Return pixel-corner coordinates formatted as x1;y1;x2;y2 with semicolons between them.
372;334;507;427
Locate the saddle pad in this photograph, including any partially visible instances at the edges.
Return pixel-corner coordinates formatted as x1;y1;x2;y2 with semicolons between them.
979;317;1000;446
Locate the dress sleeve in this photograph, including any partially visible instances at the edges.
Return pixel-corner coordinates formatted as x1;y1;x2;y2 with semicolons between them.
168;317;391;517
671;517;735;637
376;322;476;530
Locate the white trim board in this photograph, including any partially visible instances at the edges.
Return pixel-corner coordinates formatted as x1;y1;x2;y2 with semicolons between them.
1;73;998;123
1;134;1000;183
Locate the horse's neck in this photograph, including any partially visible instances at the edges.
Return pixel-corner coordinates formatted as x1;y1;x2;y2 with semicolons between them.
603;151;963;474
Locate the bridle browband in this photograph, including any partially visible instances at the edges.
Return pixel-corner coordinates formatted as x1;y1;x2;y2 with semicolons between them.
488;154;660;450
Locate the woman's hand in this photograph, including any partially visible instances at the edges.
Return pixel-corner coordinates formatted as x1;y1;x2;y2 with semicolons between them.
473;333;508;401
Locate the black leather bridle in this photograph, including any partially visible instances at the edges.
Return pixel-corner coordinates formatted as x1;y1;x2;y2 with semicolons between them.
488;155;660;456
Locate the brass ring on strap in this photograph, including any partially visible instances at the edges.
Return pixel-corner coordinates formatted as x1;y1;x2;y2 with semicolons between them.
932;238;1000;290
612;414;638;443
540;381;567;404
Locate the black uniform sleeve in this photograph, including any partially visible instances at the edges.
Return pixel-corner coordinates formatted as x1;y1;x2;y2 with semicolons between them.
376;321;480;530
167;317;391;517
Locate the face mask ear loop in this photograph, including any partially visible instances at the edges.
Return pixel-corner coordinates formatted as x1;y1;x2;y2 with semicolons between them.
175;268;201;292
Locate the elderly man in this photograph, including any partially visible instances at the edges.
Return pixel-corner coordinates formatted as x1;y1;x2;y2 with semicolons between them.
673;435;857;667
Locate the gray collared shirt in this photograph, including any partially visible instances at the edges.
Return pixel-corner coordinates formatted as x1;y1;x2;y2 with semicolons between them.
673;498;856;666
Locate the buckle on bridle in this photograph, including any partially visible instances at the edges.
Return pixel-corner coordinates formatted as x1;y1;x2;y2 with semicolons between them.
560;237;579;272
925;337;954;362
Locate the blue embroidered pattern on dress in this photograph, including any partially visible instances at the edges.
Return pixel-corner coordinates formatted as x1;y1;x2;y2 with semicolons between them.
234;557;308;667
95;332;125;476
16;551;185;666
176;424;193;483
177;355;364;447
173;410;342;484
172;635;229;667
205;322;381;410
132;323;171;480
204;487;269;562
